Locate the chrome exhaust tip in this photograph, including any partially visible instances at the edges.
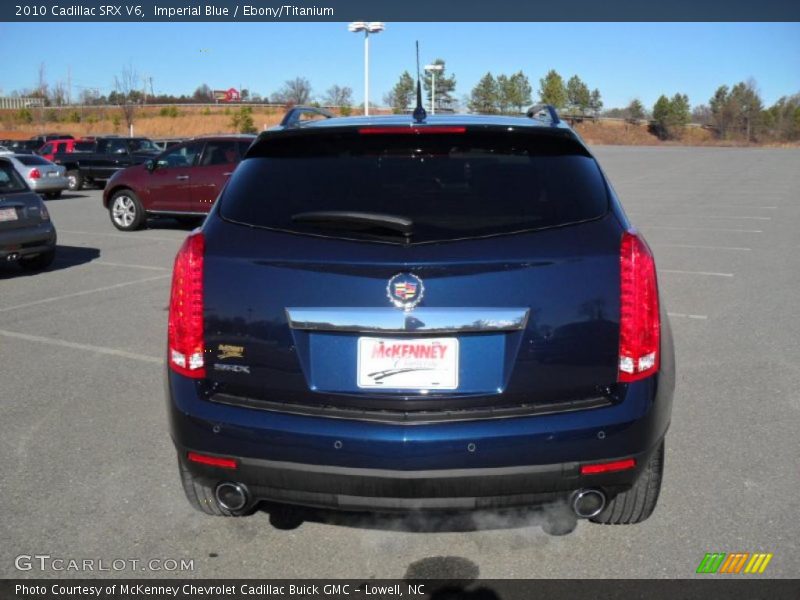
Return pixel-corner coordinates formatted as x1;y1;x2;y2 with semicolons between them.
6;253;20;262
572;489;606;518
215;482;249;512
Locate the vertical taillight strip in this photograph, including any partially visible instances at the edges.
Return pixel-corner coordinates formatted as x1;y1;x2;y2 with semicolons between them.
618;230;660;382
168;232;206;378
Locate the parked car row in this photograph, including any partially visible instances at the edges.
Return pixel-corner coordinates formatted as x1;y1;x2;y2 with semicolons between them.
2;132;256;232
0;134;191;192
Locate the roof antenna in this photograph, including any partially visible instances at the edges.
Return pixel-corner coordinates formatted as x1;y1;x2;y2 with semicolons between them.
412;41;427;123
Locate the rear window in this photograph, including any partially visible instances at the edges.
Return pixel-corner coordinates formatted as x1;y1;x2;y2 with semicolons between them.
16;155;50;166
0;161;28;193
220;130;609;244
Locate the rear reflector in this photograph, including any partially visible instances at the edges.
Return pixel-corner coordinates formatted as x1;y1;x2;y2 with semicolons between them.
618;230;660;382
187;451;237;469
168;232;205;378
580;458;636;475
358;126;466;135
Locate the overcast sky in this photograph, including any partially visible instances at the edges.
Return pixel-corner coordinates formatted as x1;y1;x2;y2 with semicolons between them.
1;22;798;109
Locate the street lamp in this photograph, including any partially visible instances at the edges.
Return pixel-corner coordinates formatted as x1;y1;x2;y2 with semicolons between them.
348;21;385;116
424;63;444;115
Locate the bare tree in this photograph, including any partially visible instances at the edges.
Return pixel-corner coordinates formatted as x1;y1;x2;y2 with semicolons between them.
36;63;48;100
322;84;353;108
272;77;312;105
114;64;140;132
50;81;67;106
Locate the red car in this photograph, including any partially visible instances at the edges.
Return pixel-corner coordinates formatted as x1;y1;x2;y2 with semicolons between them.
38;138;95;161
102;135;254;231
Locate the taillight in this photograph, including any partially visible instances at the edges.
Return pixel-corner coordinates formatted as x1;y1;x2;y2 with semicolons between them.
29;169;41;180
618;230;660;382
168;232;205;378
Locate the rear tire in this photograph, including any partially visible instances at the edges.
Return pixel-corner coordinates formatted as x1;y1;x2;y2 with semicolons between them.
590;440;664;525
66;170;83;191
19;249;56;272
109;190;146;231
177;455;234;517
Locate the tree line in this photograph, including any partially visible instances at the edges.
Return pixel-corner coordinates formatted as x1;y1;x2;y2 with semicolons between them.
5;62;799;143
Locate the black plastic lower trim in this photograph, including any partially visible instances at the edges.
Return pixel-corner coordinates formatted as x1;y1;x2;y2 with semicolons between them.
208;392;612;424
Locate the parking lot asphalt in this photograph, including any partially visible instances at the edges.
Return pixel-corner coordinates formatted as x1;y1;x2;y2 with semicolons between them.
1;146;798;579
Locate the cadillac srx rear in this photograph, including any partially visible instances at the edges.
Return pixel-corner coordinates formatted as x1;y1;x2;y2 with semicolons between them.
166;108;675;525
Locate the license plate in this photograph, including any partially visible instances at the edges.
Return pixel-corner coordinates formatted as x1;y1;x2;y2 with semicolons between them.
47;171;59;177
357;337;459;389
0;208;17;222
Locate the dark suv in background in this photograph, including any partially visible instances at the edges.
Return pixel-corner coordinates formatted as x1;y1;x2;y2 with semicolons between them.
166;106;674;526
103;135;254;231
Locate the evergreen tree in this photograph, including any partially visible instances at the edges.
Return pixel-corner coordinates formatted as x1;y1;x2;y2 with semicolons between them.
538;69;567;109
423;59;457;112
566;75;591;115
508;71;533;114
468;72;499;114
384;71;415;114
626;99;646;122
590;89;603;117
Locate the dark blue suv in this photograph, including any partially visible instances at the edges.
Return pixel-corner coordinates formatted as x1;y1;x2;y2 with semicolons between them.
166;106;674;525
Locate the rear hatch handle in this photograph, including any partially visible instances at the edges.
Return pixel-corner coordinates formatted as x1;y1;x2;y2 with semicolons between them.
286;307;530;333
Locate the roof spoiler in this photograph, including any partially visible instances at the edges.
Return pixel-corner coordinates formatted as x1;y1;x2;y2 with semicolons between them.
526;104;561;126
279;106;334;128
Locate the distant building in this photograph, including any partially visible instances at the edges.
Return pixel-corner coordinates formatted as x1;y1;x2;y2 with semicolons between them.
213;88;240;103
0;97;42;109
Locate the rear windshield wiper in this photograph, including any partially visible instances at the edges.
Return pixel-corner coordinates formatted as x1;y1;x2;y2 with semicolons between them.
290;211;413;238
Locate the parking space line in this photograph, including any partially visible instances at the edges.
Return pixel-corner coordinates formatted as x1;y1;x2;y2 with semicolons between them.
660;269;734;278
651;243;751;251
632;205;778;210
667;312;708;320
630;214;771;221
94;261;170;271
645;226;763;233
0;274;170;313
0;329;160;364
59;229;183;243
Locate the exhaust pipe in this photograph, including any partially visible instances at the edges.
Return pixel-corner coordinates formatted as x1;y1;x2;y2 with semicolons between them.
571;489;606;518
215;482;249;512
6;253;20;262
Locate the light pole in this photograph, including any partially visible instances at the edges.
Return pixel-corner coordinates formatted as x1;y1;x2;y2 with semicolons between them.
424;63;444;115
348;21;385;116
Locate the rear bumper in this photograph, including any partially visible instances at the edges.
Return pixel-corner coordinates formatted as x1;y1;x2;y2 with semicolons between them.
29;178;68;192
0;223;56;259
176;441;662;511
168;366;673;511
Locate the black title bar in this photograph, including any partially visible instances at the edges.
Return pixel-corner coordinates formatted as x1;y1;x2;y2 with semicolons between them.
2;0;800;22
3;580;800;600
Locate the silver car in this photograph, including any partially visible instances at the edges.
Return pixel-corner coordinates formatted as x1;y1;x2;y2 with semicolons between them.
5;154;69;199
0;157;57;271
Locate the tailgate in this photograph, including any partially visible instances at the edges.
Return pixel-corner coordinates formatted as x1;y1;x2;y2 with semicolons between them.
201;216;623;413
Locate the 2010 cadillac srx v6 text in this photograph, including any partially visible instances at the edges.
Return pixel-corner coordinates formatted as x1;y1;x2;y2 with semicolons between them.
166;105;675;525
